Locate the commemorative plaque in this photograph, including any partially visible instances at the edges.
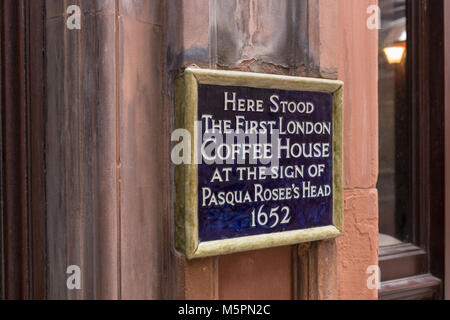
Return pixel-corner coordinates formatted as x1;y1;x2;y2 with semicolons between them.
174;68;343;259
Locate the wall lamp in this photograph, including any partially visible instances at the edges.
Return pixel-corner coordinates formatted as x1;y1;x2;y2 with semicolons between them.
383;42;406;64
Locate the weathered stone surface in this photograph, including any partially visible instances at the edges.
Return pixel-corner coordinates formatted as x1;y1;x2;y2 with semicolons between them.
336;0;379;300
183;257;219;299
46;0;115;18
166;0;210;69
219;247;293;300
215;0;313;74
337;189;379;300
339;0;379;190
45;10;119;299
119;14;166;300
120;0;164;25
318;0;339;78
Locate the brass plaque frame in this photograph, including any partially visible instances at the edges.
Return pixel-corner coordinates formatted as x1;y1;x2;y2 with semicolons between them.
175;67;344;259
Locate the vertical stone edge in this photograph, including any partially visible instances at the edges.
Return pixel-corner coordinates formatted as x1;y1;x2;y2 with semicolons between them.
296;0;340;300
166;0;219;300
44;0;120;299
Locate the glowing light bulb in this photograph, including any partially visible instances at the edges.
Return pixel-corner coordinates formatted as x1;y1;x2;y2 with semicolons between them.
383;46;406;64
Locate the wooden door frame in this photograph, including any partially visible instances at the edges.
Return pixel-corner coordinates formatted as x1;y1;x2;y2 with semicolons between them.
379;0;446;300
